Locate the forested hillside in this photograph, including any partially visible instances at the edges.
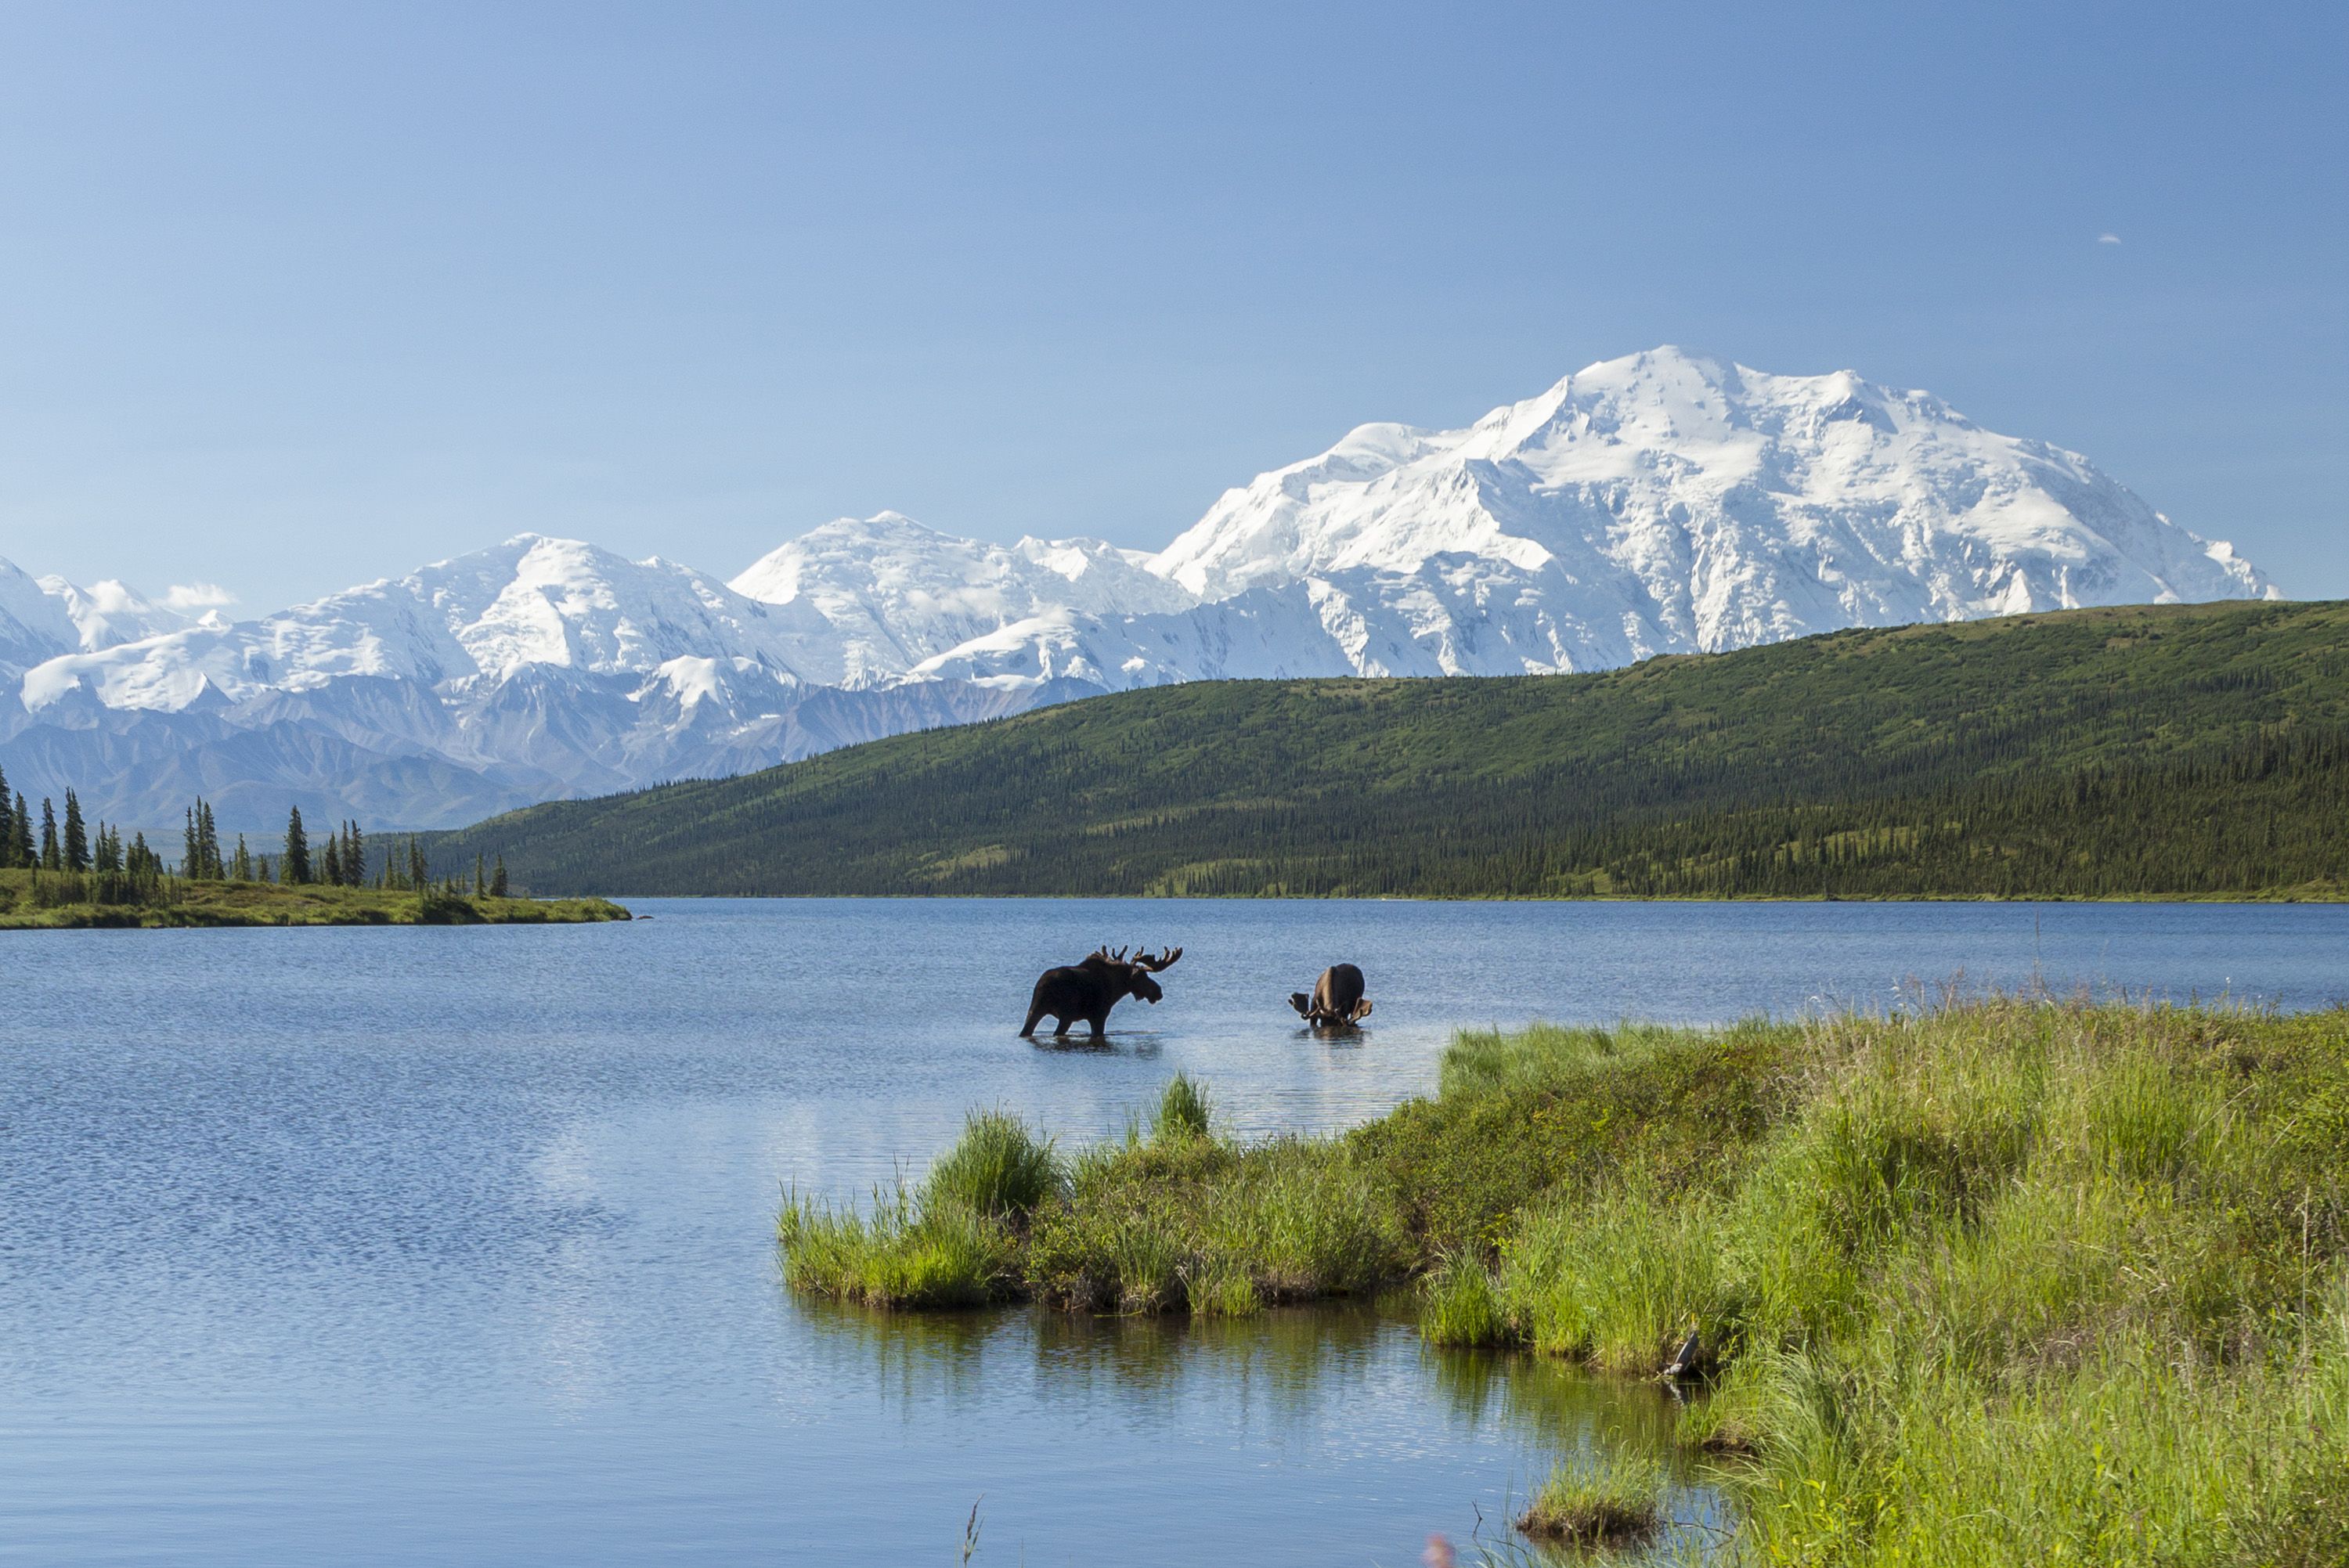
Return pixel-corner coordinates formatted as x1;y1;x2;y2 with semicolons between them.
425;600;2349;899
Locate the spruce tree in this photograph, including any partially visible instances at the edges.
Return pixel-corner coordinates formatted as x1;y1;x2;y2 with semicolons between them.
0;766;12;868
197;801;222;879
232;834;253;882
39;798;60;871
322;834;343;888
408;838;427;889
62;790;88;873
282;806;312;885
185;808;200;878
491;854;509;898
474;852;485;896
11;792;33;869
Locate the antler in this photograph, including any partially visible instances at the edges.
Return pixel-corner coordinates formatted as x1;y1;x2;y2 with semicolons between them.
1131;946;1182;972
1092;944;1130;963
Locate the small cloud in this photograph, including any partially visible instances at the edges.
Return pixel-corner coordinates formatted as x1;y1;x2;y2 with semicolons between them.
2098;232;2122;245
164;582;236;611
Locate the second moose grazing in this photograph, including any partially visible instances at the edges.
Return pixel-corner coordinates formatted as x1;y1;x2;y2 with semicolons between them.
1019;945;1183;1040
1288;963;1373;1027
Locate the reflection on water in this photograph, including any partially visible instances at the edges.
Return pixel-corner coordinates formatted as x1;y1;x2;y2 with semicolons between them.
793;1294;1730;1563
1;898;2340;1563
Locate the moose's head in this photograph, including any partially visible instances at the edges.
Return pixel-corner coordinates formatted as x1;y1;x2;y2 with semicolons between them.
1086;943;1183;1003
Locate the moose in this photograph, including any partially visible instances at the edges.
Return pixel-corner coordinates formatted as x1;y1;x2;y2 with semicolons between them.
1288;963;1373;1028
1019;945;1184;1040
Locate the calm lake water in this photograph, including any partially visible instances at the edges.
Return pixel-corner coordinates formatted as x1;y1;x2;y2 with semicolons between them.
3;899;2344;1566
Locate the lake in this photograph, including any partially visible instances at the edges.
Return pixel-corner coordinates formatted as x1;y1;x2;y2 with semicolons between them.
3;899;2342;1565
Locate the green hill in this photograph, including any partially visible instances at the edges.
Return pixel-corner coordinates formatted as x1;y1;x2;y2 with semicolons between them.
424;599;2349;900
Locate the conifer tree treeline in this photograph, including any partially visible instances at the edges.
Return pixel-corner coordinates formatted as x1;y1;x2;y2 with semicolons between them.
0;763;168;898
0;773;448;897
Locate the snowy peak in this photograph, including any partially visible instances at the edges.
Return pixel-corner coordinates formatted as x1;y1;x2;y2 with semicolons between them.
402;532;815;685
17;535;834;715
0;557;193;676
1152;346;2270;642
728;510;1193;685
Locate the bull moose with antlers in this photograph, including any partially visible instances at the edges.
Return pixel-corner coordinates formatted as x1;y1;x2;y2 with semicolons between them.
1288;963;1373;1028
1019;945;1183;1040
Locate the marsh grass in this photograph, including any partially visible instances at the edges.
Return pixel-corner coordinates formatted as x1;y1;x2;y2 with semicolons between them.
1514;1447;1665;1547
779;1002;2349;1559
1153;1071;1214;1142
775;1179;1021;1308
779;1080;1407;1317
1027;1132;1407;1314
1419;1258;1510;1347
1469;1000;2349;1564
925;1110;1062;1220
776;1108;1058;1308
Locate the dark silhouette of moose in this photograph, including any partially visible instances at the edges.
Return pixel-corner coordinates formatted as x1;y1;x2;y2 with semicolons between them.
1019;945;1184;1040
1288;964;1373;1028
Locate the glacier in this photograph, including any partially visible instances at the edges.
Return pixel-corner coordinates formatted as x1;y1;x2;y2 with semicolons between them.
0;348;2274;831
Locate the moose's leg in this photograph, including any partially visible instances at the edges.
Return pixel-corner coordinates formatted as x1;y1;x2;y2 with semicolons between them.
1088;1009;1110;1040
1052;1016;1074;1038
1019;1003;1046;1038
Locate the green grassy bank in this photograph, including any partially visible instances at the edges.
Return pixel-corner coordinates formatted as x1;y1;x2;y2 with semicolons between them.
780;1001;2349;1563
0;868;631;928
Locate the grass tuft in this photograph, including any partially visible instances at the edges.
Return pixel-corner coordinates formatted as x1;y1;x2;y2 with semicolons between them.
925;1109;1062;1220
1418;1257;1510;1347
1153;1072;1213;1142
775;1180;1019;1309
776;1109;1058;1307
1514;1448;1664;1547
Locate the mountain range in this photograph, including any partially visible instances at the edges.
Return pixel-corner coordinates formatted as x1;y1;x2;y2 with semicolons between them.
0;348;2274;831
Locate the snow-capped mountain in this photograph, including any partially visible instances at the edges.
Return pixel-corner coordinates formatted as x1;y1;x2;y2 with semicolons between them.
0;348;2274;831
728;511;1193;687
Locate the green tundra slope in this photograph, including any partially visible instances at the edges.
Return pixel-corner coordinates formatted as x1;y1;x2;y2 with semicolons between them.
427;599;2349;899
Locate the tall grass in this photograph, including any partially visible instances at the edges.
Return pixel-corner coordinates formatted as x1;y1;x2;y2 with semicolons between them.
1153;1072;1213;1142
1419;1257;1510;1347
776;1179;1021;1309
926;1110;1062;1219
1419;999;2349;1563
777;1108;1058;1308
779;1080;1407;1317
1026;1132;1407;1314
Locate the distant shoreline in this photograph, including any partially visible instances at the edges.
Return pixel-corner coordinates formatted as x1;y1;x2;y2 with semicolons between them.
0;871;630;929
496;889;2346;905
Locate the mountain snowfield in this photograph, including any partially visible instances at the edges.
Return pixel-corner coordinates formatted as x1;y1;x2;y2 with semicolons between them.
0;348;2274;831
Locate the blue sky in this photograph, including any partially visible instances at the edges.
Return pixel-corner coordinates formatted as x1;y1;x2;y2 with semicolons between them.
1;1;2341;611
